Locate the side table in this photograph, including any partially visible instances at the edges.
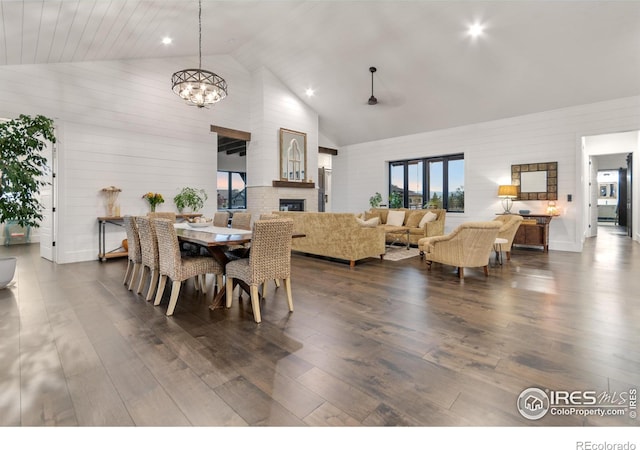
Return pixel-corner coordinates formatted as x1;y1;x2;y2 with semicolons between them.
494;238;508;265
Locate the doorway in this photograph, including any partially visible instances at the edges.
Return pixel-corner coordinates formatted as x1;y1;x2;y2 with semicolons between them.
212;125;250;211
583;130;638;242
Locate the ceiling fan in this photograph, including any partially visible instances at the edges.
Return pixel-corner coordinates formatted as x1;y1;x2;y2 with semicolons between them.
368;66;378;105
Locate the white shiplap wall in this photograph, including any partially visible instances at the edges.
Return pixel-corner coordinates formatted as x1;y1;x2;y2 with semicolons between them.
333;96;640;252
0;55;252;263
245;66;319;217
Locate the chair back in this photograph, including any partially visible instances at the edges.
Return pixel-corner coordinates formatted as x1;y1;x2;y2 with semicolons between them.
231;212;251;230
452;222;502;266
259;214;280;220
493;215;524;248
152;218;182;277
123;215;142;263
213;212;230;227
136;216;159;269
148;212;177;222
248;219;294;282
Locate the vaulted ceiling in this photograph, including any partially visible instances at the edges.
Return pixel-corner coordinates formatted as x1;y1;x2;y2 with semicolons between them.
1;0;639;146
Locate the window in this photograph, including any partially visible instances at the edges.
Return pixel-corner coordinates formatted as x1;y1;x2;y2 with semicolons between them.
388;154;464;212
217;171;246;209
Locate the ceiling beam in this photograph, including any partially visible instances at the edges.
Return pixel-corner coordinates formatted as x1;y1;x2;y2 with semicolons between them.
211;125;251;141
226;145;246;155
319;146;338;155
218;141;246;153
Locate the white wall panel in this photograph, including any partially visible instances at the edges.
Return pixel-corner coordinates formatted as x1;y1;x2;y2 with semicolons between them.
0;54;251;263
334;96;640;252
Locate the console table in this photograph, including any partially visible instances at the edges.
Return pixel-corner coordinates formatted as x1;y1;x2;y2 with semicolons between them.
513;214;553;252
98;213;202;261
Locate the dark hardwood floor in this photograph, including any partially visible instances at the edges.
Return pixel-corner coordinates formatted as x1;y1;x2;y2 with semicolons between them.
1;225;638;427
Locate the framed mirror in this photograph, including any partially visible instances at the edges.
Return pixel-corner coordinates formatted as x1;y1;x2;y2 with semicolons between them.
279;128;307;182
511;162;557;200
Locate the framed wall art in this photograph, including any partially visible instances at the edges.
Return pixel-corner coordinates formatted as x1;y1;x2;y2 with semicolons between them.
279;128;307;182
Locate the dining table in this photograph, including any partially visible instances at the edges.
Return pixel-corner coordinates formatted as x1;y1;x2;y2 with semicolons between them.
174;222;252;309
174;222;305;310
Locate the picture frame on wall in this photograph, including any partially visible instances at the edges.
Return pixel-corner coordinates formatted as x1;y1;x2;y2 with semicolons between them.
279;128;307;182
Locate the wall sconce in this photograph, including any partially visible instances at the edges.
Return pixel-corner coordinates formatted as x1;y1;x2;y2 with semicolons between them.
497;185;518;214
546;201;560;216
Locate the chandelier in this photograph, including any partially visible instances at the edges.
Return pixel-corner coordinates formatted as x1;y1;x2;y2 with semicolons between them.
171;0;227;108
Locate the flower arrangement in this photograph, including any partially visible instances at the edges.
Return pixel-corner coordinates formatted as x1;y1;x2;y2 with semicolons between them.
142;192;164;212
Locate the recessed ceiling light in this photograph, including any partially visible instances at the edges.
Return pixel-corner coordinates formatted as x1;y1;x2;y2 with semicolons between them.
305;88;315;97
467;23;485;38
162;37;172;45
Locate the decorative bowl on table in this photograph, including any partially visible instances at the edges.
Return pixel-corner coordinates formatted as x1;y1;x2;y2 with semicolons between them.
518;210;530;215
187;221;212;228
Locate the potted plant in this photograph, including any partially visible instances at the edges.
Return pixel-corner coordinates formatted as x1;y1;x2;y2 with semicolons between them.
0;114;56;228
369;192;383;209
0;114;56;288
389;191;403;208
173;187;208;213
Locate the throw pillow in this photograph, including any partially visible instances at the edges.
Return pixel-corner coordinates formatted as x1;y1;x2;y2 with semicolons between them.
365;211;381;222
356;216;379;227
406;211;427;228
386;210;405;227
418;211;437;228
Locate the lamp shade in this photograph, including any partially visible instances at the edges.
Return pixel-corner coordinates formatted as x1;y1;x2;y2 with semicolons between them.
497;185;518;198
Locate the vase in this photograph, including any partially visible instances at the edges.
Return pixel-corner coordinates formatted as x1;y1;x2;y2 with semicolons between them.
0;257;17;289
150;205;156;212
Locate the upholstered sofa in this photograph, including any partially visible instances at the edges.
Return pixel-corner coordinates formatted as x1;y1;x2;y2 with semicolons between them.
273;211;385;267
366;208;446;246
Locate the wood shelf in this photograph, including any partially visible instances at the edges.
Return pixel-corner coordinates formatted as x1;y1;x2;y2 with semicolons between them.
272;180;315;189
99;251;128;260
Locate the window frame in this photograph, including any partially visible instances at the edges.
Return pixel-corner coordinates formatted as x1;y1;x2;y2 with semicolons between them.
388;153;464;212
217;170;247;210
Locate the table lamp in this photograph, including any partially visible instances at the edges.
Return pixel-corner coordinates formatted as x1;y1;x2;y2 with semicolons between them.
546;201;559;216
498;185;518;214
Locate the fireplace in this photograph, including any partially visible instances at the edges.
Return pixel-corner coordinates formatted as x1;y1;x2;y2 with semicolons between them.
279;199;305;211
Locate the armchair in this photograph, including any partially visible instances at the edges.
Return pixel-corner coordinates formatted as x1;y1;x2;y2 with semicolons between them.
418;221;502;279
493;215;523;261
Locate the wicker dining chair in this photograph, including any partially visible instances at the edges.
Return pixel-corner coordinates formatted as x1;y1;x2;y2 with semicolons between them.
123;215;142;291
259;213;283;291
259;214;280;220
135;216;161;301
213;212;230;227
231;212;251;230
227;212;252;258
152;218;224;316
225;218;294;323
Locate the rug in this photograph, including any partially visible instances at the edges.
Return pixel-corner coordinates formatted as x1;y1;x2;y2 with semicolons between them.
384;246;420;261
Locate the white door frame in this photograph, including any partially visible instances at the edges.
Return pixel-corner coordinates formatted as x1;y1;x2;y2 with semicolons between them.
580;129;639;247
